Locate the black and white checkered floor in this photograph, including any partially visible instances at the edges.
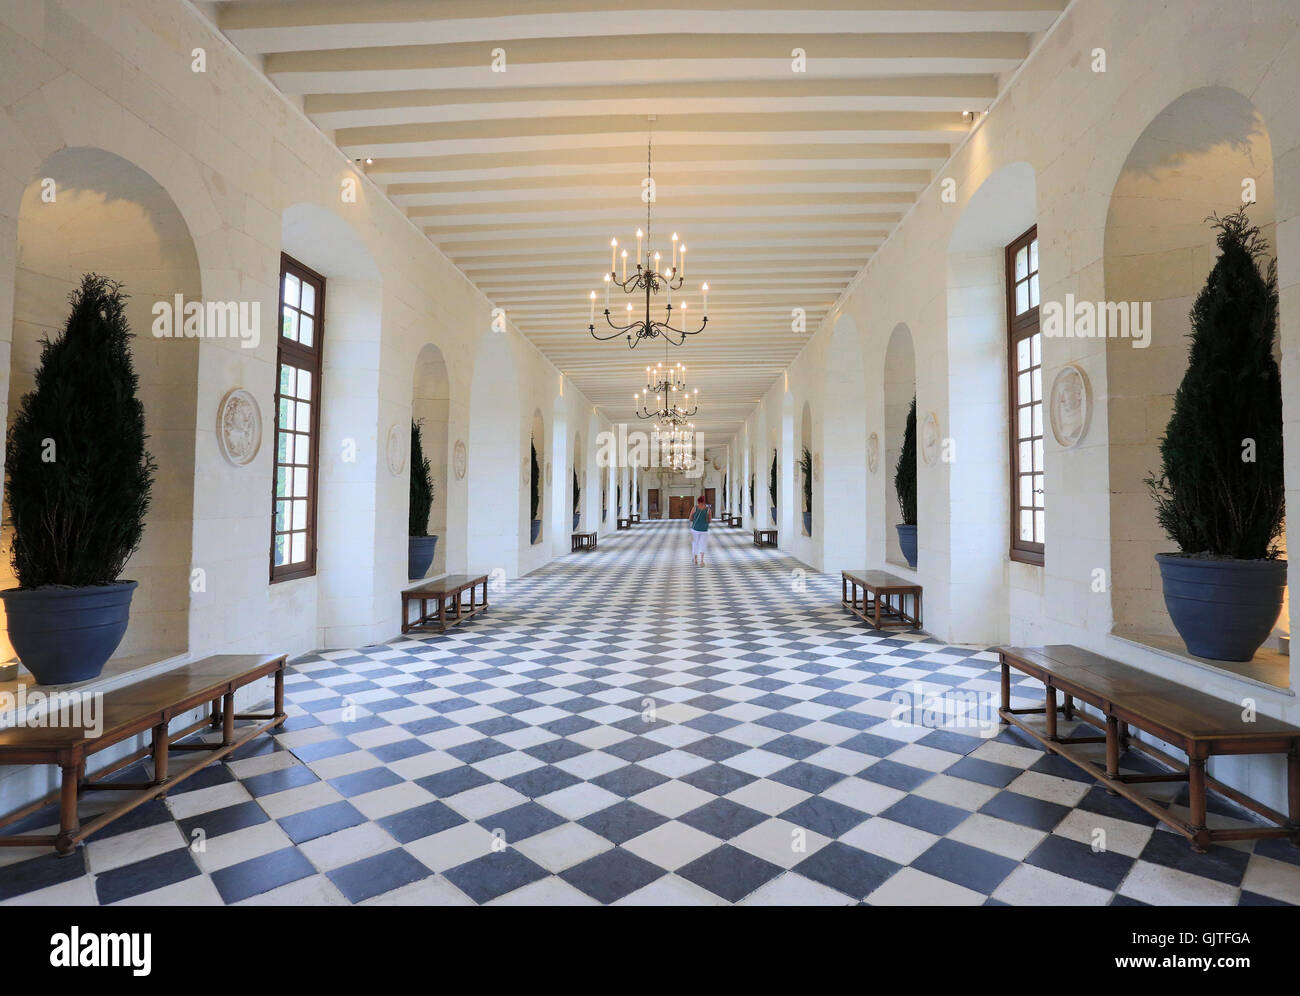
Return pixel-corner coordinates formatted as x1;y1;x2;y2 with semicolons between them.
3;520;1298;905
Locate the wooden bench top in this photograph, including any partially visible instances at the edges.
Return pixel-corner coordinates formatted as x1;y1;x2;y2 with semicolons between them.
1000;645;1300;743
571;531;596;538
0;654;285;752
404;573;487;596
843;569;920;591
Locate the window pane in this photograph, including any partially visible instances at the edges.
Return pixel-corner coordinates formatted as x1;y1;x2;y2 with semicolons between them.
275;467;288;498
293;499;307;531
278;398;292;428
1015;246;1028;280
1019;475;1032;508
1018;406;1031;439
291;532;306;563
279;364;294;397
1028;273;1039;308
282;306;298;342
1033;437;1044;472
296;369;312;401
1019;441;1032;470
1029;239;1038;274
1031;332;1041;367
300;280;315;315
1033;475;1045;507
1015;281;1029;315
1018;371;1031;405
277;432;290;463
274;533;287;567
1020;510;1034;541
1031;368;1042;402
294;433;310;465
293;467;308;497
299;315;314;349
1032;403;1043;437
296;401;311;431
1035;510;1045;543
283;272;300;309
1017;338;1031;372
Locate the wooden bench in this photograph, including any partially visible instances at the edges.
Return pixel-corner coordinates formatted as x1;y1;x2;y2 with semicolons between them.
617;516;631;530
631;513;641;523
721;512;732;525
571;531;598;552
402;573;489;634
732;513;744;528
753;528;777;547
999;645;1300;853
0;654;287;856
841;569;922;630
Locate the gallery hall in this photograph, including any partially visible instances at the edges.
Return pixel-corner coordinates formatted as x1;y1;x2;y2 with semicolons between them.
0;0;1298;930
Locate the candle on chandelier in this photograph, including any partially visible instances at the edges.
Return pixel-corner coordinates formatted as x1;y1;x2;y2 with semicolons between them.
679;244;686;277
610;238;617;274
636;228;643;264
621;249;627;282
671;232;679;270
589;290;596;323
702;282;709;315
604;272;611;309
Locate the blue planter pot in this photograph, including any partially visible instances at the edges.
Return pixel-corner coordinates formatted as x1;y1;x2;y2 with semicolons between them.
573;512;581;530
896;524;918;568
408;535;438;580
1156;554;1287;661
770;505;777;525
530;519;542;544
803;511;812;536
0;581;138;685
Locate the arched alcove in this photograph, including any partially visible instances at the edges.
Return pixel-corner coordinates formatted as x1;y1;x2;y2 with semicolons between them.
573;431;584;530
1104;86;1281;650
412;343;450;577
944;161;1035;640
530;409;546;546
6;147;200;660
467;332;520;576
884;323;916;568
281;203;384;645
799;400;813;538
823;315;867;570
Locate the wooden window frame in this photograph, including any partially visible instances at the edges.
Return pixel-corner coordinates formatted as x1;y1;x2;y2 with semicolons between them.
1006;224;1044;567
270;253;325;583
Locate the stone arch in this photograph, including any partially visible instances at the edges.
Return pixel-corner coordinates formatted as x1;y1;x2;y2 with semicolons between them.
884;323;916;569
1103;86;1283;656
412;343;450;577
4;146;201;660
943;161;1036;640
822;314;867;571
467;331;521;577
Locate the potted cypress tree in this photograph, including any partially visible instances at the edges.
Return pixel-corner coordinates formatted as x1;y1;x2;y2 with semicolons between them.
1146;209;1285;662
769;451;778;525
749;475;755;518
799;446;813;536
572;467;581;530
530;438;541;544
2;275;156;684
408;420;436;580
894;396;918;568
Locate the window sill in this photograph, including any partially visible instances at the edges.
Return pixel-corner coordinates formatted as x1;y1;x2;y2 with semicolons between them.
1009;549;1043;567
1109;628;1292;695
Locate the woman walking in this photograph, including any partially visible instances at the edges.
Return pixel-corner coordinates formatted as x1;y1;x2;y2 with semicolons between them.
690;494;710;566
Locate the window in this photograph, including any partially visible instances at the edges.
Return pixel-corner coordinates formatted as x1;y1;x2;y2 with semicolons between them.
271;254;324;582
1006;225;1043;564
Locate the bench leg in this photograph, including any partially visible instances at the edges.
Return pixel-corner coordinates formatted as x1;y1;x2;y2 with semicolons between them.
1104;714;1120;794
55;763;80;857
1188;755;1210;853
1044;685;1058;742
152;719;170;797
222;691;235;746
274;666;286;729
210;696;222;729
1000;660;1010;715
1063;694;1075;721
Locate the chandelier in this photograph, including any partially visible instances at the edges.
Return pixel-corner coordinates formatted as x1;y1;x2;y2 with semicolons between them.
587;129;709;349
657;420;696;473
635;360;698;421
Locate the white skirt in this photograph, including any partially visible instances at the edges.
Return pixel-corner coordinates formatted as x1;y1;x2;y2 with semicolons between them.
691;529;708;554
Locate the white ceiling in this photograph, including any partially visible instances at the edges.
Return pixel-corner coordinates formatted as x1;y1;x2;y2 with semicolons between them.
210;0;1065;443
